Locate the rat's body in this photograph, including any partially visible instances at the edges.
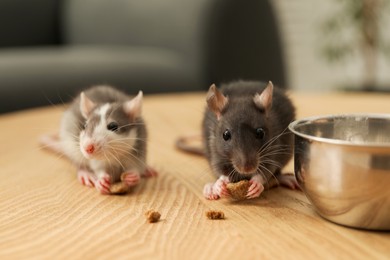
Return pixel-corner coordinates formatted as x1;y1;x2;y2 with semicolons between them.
202;81;299;200
42;85;156;194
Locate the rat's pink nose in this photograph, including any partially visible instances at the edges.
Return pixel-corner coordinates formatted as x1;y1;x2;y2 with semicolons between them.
85;144;95;154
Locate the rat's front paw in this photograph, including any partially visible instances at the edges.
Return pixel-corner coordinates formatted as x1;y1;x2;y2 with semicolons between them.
95;174;111;195
203;183;219;200
247;175;265;199
77;169;96;187
214;178;230;198
203;176;230;200
121;171;141;187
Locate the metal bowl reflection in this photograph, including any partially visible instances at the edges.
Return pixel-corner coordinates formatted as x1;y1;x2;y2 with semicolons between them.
289;114;390;230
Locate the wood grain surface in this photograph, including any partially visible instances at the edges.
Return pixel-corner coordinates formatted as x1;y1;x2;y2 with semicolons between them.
0;91;389;259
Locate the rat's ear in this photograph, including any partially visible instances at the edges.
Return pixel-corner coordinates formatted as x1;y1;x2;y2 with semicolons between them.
80;92;96;119
123;91;143;119
253;81;273;116
206;84;228;120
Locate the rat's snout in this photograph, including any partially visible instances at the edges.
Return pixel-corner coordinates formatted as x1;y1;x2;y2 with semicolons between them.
81;142;98;158
85;144;95;155
80;134;102;159
81;141;106;159
242;163;257;173
232;153;259;175
236;162;258;174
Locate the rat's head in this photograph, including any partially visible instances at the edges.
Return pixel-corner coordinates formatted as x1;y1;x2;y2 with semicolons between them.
207;82;275;177
78;91;143;161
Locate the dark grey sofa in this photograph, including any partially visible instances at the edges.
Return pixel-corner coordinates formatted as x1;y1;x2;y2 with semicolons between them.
0;0;286;113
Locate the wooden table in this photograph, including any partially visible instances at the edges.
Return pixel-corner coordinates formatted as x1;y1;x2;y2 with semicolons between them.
0;91;389;259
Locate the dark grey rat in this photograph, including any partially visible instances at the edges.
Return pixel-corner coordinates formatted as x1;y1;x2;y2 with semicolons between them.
40;85;157;195
202;81;299;200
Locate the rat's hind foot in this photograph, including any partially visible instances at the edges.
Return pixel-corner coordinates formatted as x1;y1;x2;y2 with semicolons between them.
277;174;301;190
39;133;63;154
203;176;230;200
77;169;96;187
95;174;111;195
122;171;141;187
143;166;158;178
247;175;265;199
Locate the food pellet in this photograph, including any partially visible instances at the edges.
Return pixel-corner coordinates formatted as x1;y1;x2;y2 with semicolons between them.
145;210;161;223
206;210;225;220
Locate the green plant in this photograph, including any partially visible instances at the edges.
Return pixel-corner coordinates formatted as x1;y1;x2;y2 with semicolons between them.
321;0;390;90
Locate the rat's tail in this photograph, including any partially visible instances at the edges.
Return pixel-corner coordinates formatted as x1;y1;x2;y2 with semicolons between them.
175;135;205;156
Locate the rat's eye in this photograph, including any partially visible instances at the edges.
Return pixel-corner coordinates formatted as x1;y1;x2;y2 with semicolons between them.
107;122;119;132
256;128;265;139
223;129;231;141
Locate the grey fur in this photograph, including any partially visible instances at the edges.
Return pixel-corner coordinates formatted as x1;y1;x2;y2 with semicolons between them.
202;81;295;183
59;85;147;182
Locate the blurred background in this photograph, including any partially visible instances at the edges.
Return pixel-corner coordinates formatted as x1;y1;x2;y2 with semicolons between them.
0;0;389;114
274;0;390;93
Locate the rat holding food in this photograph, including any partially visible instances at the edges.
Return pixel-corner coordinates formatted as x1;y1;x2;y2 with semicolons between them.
40;85;157;195
202;81;300;200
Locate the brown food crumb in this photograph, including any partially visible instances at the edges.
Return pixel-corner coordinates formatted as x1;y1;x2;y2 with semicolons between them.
206;210;225;220
226;180;250;200
145;210;161;223
109;182;129;194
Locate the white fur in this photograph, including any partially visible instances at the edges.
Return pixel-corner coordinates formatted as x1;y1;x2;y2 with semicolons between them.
51;86;150;194
79;104;111;159
80;103;141;173
60;109;88;167
88;127;140;177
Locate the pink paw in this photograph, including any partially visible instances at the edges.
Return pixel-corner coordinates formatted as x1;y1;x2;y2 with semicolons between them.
203;183;219;200
203;176;230;200
122;171;141;187
77;169;96;187
95;174;111;195
214;178;230;198
278;174;301;190
247;175;265;199
143;166;158;178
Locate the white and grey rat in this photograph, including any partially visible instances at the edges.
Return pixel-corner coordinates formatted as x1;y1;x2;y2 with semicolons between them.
41;85;156;194
202;81;299;200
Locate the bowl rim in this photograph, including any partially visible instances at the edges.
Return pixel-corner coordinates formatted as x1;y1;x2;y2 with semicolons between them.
288;113;390;147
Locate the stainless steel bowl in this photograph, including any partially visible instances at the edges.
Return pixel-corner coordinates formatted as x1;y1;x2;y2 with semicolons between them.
289;114;390;230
